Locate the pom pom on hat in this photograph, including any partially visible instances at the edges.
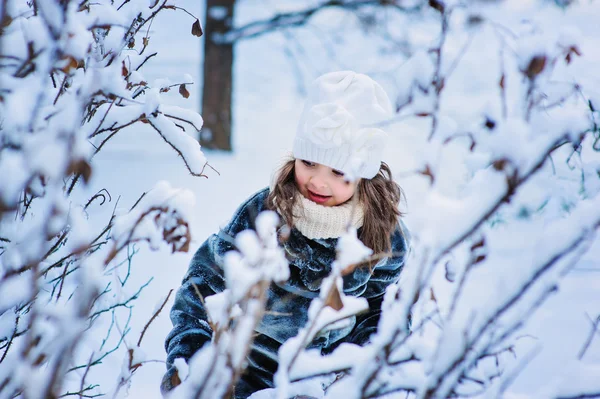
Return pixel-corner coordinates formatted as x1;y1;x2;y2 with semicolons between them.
293;71;393;179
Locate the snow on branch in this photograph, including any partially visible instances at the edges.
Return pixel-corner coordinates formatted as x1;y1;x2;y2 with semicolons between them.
228;2;600;398
169;211;289;399
0;0;206;397
109;180;195;259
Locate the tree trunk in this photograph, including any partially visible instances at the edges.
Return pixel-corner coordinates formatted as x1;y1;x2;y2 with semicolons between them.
201;0;234;151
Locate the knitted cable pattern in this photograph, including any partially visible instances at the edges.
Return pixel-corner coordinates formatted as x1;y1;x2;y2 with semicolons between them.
292;194;364;239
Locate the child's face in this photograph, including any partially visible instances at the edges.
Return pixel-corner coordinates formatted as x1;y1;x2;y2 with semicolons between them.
294;159;357;207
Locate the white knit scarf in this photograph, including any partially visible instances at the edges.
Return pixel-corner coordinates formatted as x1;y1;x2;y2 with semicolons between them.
292;195;364;240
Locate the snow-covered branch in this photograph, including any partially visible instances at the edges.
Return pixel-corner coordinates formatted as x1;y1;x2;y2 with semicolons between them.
0;0;206;397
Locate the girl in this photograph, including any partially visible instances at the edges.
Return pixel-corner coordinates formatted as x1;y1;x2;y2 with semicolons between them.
162;71;409;398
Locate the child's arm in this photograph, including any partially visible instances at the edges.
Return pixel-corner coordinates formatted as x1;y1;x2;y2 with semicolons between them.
344;222;411;346
161;233;231;394
362;220;410;299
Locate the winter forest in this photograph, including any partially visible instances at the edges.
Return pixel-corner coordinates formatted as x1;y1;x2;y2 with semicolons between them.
0;0;599;398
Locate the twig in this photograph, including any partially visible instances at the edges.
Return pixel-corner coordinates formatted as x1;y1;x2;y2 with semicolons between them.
216;0;422;44
89;98;116;138
77;353;95;399
578;313;600;360
424;222;598;398
84;189;112;210
135;51;157;71
0;314;20;363
164;112;202;132
428;8;451;141
494;344;542;398
89;279;153;321
137;289;173;347
147;119;209;178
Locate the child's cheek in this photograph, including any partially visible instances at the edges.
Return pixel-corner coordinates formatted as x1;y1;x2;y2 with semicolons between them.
294;168;307;188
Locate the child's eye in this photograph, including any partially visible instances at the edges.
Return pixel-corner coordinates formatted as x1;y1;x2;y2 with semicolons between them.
332;169;344;177
301;160;315;167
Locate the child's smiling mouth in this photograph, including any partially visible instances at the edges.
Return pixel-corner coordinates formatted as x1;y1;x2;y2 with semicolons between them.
306;189;331;204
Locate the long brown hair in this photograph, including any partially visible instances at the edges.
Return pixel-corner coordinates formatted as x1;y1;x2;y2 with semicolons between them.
266;158;404;256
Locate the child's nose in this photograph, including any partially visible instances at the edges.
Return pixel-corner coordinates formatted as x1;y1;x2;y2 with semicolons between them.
309;174;328;189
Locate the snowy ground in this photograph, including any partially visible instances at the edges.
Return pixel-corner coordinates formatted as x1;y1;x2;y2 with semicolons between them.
83;1;600;397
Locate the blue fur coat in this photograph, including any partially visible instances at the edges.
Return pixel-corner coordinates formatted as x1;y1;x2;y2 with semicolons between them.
162;188;409;398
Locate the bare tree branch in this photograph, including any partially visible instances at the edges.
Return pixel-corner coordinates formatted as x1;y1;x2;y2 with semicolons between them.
215;0;424;44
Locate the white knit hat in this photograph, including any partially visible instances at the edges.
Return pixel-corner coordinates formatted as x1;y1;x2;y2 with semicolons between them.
293;71;393;179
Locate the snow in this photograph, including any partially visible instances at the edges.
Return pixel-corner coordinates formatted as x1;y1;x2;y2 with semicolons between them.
1;0;600;398
111;180;195;250
0;271;33;313
334;228;372;272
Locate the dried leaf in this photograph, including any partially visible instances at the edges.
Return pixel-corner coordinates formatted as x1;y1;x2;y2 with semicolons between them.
80;161;92;183
170;369;182;388
1;14;13;29
33;353;46;366
127;38;135;49
179;84;190;99
61;56;79;73
162;217;191;253
416;112;431;117
419;164;435;184
68;159;92;184
471;237;485;251
429;0;445;13
143;37;149;47
492;159;508;171
325;285;344;311
525;55;547;79
499;74;505;89
192;19;203;37
121;61;128;77
565;46;582;64
180;239;190;253
430;288;437;302
473;254;486;264
126;345;142;372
